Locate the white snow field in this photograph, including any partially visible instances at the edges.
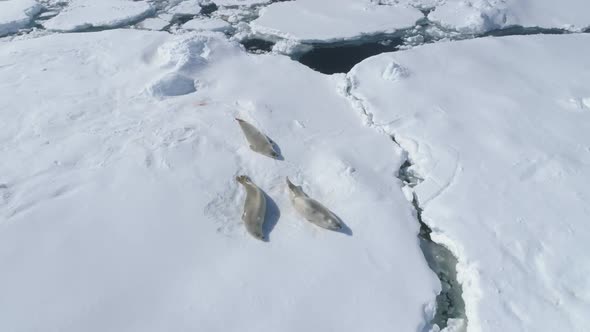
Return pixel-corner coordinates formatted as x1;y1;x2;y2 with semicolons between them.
251;0;423;42
0;0;41;37
428;0;590;33
348;34;590;332
0;30;439;332
43;0;154;32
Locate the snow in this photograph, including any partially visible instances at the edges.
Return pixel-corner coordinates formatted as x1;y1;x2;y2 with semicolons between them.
137;17;170;31
0;0;42;37
0;29;438;332
348;34;590;332
251;0;423;43
427;0;590;33
43;0;153;32
183;17;231;32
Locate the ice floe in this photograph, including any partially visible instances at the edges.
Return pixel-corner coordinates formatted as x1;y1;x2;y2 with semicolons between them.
43;0;153;32
348;33;590;332
0;29;438;332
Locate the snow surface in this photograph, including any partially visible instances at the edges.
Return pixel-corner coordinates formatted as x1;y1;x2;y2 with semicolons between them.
348;34;590;332
183;17;231;32
251;0;423;42
43;0;153;32
0;0;41;37
0;29;439;332
427;0;590;33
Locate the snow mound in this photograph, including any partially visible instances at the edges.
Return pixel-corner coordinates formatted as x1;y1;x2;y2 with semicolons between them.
251;0;423;43
148;73;196;97
43;0;153;32
183;17;231;32
0;0;42;37
349;34;590;332
381;61;410;81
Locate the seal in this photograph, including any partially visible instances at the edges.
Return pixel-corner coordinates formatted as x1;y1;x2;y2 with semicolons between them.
236;175;267;241
286;177;343;231
235;118;279;159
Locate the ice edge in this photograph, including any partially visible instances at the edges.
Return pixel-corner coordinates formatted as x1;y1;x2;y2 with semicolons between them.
339;73;471;332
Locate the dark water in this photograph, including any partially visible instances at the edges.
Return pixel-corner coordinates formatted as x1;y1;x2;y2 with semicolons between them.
483;26;568;37
241;39;275;53
200;3;218;16
297;38;404;74
397;156;466;331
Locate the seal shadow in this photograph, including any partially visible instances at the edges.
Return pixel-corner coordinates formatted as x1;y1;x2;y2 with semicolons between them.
267;137;284;161
262;192;281;241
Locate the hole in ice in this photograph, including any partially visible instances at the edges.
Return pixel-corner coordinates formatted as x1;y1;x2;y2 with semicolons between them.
200;2;218;16
482;26;568;37
240;38;275;54
296;37;404;74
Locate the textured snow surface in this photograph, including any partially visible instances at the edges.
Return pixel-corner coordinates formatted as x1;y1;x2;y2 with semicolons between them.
0;0;41;36
251;0;423;42
0;29;438;332
43;0;153;32
183;17;231;32
428;0;590;33
349;34;590;332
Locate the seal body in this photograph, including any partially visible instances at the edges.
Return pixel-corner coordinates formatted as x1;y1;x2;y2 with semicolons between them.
236;175;267;241
286;177;342;231
235;118;279;159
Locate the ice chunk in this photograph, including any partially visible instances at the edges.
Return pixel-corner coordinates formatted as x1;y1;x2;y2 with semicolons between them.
349;34;590;332
168;0;201;17
137;17;170;31
182;17;231;32
0;0;42;37
43;0;153;32
251;0;423;43
428;0;590;33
